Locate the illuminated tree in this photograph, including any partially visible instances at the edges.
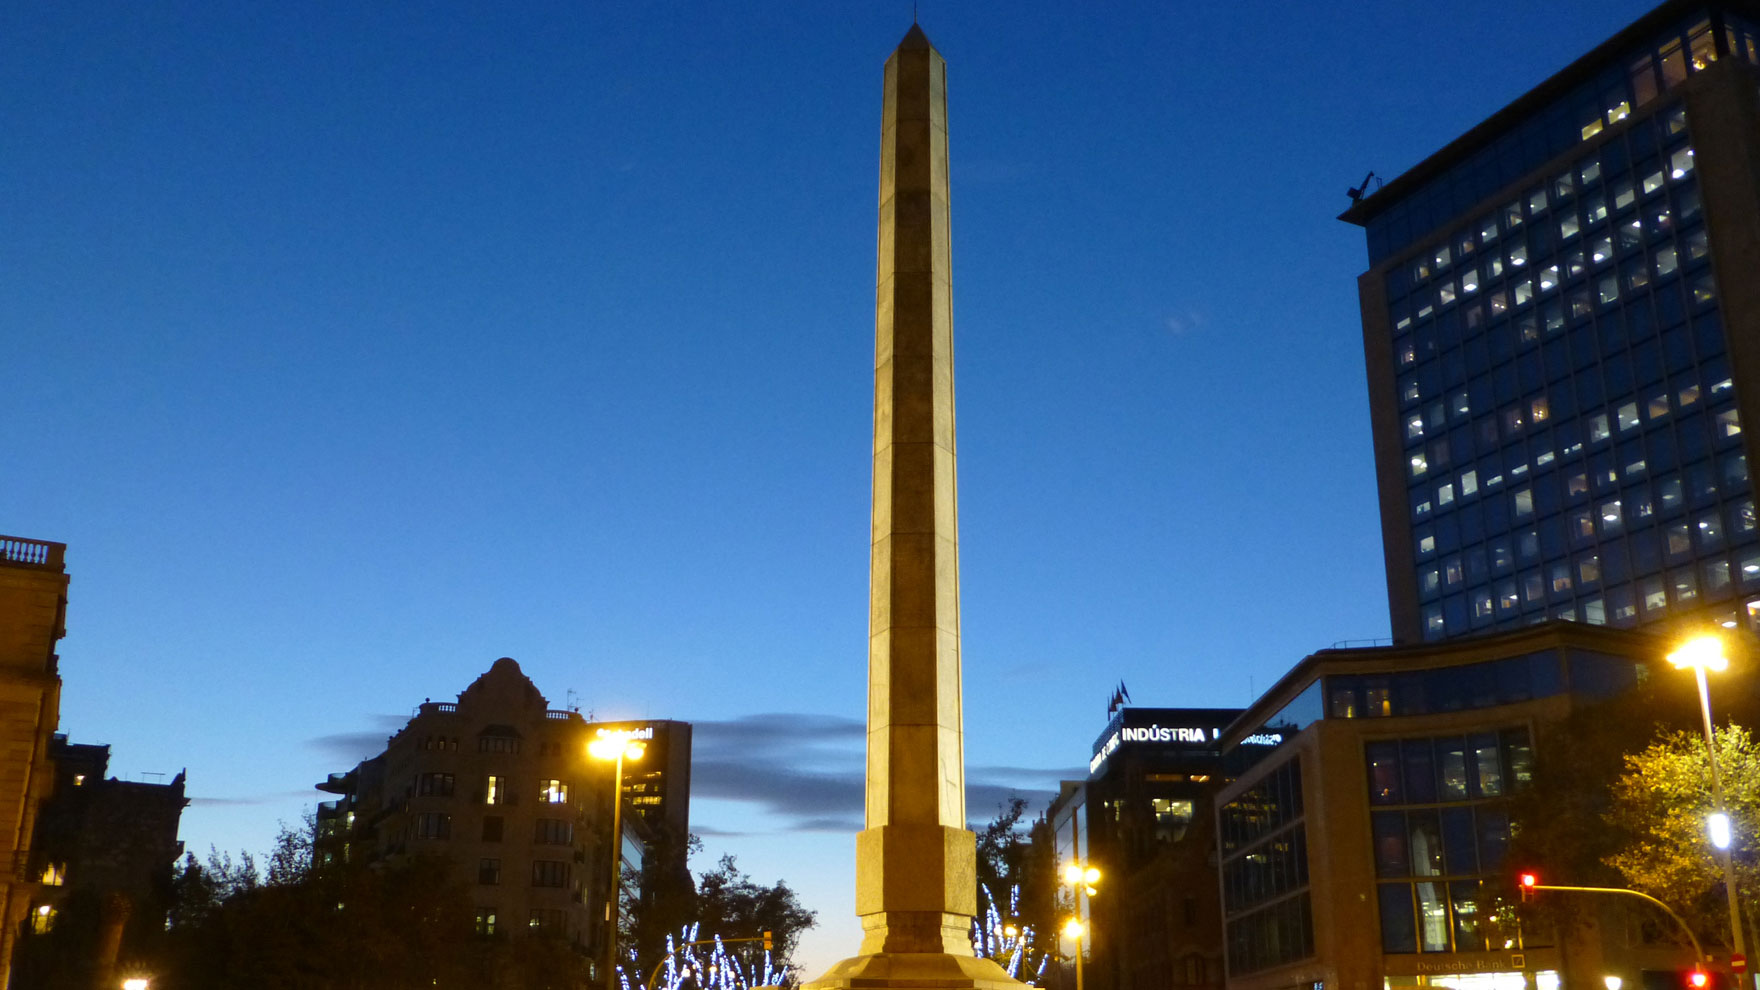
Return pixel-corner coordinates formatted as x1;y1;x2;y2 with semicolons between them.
1604;725;1760;945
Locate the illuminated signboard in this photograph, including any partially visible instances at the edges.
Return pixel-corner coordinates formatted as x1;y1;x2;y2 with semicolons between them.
1086;708;1262;774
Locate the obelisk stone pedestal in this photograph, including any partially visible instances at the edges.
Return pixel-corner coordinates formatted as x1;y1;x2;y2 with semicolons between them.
805;25;1021;990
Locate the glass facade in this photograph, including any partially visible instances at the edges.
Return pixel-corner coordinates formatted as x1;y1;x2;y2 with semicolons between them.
1386;96;1759;640
1367;729;1532;955
1366;12;1760;263
1220;758;1312;975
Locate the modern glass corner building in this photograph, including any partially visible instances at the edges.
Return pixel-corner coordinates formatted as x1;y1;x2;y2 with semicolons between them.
1343;1;1760;643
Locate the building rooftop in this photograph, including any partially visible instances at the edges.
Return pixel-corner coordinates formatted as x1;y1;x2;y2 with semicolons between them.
0;536;64;572
1340;0;1751;228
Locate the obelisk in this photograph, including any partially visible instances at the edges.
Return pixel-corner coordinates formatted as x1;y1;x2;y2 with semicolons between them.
808;25;1019;990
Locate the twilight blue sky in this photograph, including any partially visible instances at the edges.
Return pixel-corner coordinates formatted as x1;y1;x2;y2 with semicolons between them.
5;0;1656;973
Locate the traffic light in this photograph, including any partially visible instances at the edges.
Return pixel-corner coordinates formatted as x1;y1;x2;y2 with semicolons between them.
763;930;773;952
1687;970;1710;989
1518;872;1538;901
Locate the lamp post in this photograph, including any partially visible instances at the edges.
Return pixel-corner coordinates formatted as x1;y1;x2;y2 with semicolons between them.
1060;862;1101;990
1668;634;1750;987
589;730;646;990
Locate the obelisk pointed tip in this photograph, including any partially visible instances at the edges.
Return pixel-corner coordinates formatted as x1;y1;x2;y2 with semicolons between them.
897;22;932;51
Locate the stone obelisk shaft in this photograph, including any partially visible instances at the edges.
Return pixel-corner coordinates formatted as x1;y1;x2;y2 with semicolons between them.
856;23;973;957
810;27;1019;990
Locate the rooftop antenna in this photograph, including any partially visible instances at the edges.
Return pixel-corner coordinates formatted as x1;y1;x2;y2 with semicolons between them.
1346;171;1382;202
566;688;580;713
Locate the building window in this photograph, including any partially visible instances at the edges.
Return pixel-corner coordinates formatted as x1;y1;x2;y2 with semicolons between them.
486;775;506;805
475;908;497;936
535;818;574;845
38;864;65;886
479;859;500;885
418;772;455;797
530;908;566;933
415;813;452;840
1151;798;1195;843
479;736;520;754
1368;729;1531;954
482;816;503;842
532;861;570;887
31;905;55;934
540;779;570;804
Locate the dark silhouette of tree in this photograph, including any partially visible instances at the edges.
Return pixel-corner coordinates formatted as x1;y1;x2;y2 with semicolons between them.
691;853;816;978
971;797;1055;980
1505;663;1760;949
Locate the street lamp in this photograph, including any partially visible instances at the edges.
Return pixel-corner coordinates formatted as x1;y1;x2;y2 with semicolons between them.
121;980;149;990
1668;634;1749;986
1060;862;1101;990
589;729;646;990
1061;917;1087;990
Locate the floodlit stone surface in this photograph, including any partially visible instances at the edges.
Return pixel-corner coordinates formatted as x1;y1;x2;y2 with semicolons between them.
806;25;1021;990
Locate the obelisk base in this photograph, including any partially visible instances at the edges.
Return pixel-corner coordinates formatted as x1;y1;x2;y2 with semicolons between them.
805;952;1025;990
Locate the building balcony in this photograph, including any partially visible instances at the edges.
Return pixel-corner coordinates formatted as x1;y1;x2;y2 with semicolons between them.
316;771;354;794
0;536;65;572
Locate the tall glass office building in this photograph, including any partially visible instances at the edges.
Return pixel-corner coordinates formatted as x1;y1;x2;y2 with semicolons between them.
1344;2;1760;643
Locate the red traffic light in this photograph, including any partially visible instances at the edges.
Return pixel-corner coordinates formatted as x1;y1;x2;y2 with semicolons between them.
1519;873;1538;888
1688;970;1710;989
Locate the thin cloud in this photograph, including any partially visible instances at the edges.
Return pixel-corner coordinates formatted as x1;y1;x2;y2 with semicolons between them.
306;715;410;763
189;789;319;808
691;824;754;838
690;712;1068;834
1163;310;1208;337
788;816;863;833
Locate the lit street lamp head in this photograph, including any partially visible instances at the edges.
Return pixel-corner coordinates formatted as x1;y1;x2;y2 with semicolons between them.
1710;811;1733;850
1668;634;1730;672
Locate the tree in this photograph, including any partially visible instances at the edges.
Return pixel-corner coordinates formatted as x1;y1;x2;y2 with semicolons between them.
970;798;1056;982
1506;667;1760;948
1604;725;1760;946
161;824;486;990
691;854;816;981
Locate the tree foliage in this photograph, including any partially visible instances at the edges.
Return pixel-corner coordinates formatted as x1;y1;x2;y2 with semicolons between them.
622;840;816;989
692;853;817;969
970;798;1056;981
157;819;590;990
1605;725;1760;946
1506;667;1760;948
